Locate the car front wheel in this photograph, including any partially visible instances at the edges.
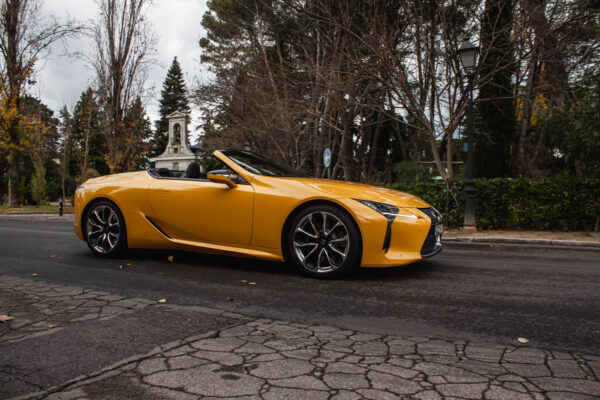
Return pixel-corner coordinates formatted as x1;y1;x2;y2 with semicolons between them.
84;201;127;257
288;205;361;278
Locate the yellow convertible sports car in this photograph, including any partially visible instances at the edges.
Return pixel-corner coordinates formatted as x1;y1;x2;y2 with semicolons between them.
74;150;443;278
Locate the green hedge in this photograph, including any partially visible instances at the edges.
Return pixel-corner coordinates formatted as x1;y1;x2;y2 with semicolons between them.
389;176;600;231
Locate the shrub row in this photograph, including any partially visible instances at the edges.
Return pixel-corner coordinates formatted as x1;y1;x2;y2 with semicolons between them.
389;176;600;231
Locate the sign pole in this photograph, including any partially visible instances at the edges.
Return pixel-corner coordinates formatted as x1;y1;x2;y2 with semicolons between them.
323;148;332;180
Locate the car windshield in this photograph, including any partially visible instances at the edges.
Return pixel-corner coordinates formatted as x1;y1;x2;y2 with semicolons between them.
220;150;308;177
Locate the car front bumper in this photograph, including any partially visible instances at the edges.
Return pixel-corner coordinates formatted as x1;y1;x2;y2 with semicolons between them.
342;200;442;268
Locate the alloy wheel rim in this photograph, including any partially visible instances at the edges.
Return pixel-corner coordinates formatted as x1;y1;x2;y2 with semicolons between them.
292;211;350;273
86;205;120;254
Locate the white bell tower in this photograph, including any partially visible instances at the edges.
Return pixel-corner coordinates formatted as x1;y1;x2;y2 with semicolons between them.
149;111;197;171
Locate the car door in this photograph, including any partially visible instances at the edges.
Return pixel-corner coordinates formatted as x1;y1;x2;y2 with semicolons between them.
147;177;254;246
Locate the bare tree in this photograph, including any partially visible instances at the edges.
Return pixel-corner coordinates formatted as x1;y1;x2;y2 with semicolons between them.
196;0;600;182
86;0;155;172
0;0;80;207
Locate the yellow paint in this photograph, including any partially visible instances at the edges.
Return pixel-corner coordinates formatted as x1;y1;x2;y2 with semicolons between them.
74;151;438;268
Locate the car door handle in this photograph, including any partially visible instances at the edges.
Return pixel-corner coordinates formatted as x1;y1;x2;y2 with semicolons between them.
154;190;170;195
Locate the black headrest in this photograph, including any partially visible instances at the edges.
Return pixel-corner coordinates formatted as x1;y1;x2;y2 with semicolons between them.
182;162;201;179
155;168;172;177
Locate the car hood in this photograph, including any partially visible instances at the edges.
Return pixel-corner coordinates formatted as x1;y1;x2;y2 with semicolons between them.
281;177;431;208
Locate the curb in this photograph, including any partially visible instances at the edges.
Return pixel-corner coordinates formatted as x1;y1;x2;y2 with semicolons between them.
0;212;74;216
443;236;600;248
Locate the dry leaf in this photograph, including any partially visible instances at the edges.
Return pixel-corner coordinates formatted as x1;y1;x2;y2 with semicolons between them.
226;297;235;301
0;314;15;323
32;273;38;277
517;337;529;344
157;298;167;303
119;263;133;270
167;256;174;262
48;324;56;329
248;282;256;285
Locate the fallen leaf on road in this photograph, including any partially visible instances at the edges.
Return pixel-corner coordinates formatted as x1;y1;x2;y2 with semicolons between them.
119;263;133;269
0;315;15;323
157;298;167;303
167;256;174;262
248;282;256;285
32;273;38;277
48;324;56;329
227;297;235;301
517;337;529;343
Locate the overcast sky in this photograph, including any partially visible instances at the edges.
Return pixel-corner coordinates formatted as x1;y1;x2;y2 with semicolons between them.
32;0;209;138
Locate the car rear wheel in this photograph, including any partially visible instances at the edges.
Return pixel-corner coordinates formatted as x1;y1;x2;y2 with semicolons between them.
288;205;361;278
85;201;127;257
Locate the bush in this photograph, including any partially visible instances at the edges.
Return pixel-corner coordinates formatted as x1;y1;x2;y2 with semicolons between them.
46;179;61;202
29;161;47;206
389;176;600;231
392;162;437;186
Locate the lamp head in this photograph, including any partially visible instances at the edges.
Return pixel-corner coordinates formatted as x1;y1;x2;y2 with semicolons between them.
458;40;479;71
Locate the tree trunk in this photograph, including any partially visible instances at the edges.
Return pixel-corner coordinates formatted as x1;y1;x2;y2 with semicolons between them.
82;110;92;180
523;0;572;108
368;110;384;179
517;51;538;175
7;152;20;208
428;128;448;180
446;130;454;179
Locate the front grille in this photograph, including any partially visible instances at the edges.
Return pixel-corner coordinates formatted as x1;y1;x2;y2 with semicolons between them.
418;207;443;257
420;227;438;256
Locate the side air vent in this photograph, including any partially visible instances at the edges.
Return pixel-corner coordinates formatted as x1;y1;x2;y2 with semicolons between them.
145;216;171;239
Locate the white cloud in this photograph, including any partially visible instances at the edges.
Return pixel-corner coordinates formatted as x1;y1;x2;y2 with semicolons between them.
34;0;209;141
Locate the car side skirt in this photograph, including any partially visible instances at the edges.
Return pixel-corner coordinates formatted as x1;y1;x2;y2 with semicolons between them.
132;210;283;262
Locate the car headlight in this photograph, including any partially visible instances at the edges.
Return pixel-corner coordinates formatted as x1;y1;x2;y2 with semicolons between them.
353;199;419;222
353;199;419;221
353;199;399;221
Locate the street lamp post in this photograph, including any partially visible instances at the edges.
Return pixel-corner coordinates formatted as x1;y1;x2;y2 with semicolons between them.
458;40;479;233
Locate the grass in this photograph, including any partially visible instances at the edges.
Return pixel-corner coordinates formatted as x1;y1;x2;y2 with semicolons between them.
0;204;74;214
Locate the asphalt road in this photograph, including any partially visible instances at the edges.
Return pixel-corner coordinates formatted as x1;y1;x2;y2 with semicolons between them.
1;215;599;356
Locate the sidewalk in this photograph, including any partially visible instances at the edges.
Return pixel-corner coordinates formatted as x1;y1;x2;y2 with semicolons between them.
443;229;600;248
2;276;599;400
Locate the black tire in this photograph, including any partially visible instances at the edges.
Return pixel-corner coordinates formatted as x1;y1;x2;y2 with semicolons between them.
84;200;127;258
287;204;361;279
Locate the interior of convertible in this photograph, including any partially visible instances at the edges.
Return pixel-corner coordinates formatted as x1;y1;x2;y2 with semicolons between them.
148;162;204;179
147;159;245;184
147;150;307;183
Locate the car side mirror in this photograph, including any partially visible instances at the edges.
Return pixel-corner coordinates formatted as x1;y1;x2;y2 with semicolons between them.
207;173;237;188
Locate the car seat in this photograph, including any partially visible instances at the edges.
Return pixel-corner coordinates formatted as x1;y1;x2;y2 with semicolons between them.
182;162;201;179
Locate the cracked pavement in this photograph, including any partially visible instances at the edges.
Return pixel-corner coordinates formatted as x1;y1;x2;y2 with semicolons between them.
2;277;599;400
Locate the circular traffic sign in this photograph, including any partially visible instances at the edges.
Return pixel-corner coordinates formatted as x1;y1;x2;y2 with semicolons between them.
323;148;332;168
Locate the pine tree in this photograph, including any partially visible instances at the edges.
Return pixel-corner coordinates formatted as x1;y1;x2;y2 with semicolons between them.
58;107;73;197
474;0;517;177
123;97;153;170
150;57;190;156
72;88;108;180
